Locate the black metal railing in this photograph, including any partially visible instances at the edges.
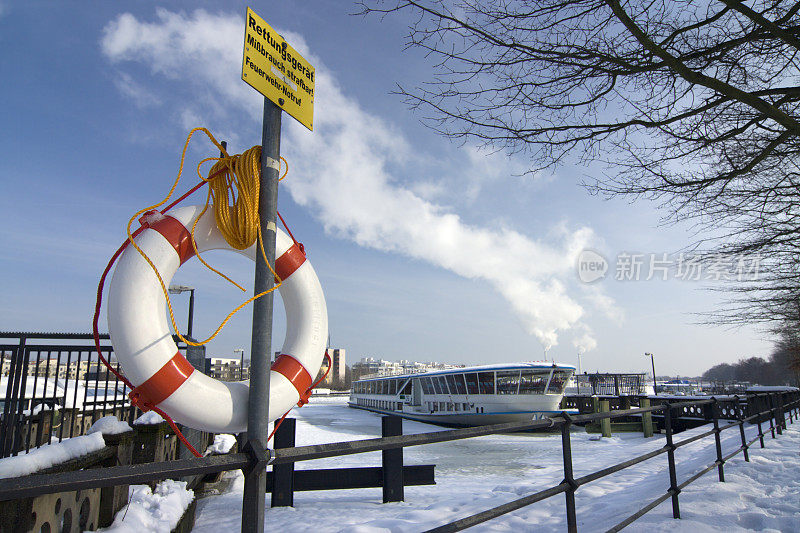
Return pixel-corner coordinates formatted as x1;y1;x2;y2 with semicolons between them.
0;389;797;532
0;332;192;458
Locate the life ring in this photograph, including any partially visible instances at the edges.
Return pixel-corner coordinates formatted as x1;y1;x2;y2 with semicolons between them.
107;205;328;433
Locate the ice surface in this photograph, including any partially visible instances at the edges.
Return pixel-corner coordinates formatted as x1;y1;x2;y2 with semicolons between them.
190;397;799;532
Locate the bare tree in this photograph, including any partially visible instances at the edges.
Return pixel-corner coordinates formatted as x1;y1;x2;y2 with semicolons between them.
361;0;800;327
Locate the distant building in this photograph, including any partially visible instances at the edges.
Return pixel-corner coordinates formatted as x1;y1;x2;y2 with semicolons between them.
329;348;346;383
205;357;249;381
351;357;461;380
311;348;347;388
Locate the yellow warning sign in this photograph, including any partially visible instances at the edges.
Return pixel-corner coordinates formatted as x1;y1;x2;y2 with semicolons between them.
242;7;315;131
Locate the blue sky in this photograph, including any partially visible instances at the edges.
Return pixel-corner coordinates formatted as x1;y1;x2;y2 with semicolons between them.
0;2;773;376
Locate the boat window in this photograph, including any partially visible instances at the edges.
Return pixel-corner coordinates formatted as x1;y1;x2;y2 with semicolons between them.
389;379;397;395
496;370;521;394
465;373;479;394
452;374;467;395
445;374;459;395
439;376;452;394
421;377;434;395
401;380;412;395
547;370;572;394
431;377;443;394
519;370;549;394
478;372;495;394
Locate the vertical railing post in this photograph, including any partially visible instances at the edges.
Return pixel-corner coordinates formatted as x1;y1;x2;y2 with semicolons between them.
734;396;749;462
271;418;295;507
560;413;578;533
382;415;404;503
756;395;765;449
772;393;783;436
768;394;776;439
663;402;680;519
8;336;29;457
711;398;725;482
777;393;787;431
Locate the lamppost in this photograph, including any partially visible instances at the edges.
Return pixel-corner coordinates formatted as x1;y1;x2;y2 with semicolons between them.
168;285;195;339
645;352;657;394
234;348;245;380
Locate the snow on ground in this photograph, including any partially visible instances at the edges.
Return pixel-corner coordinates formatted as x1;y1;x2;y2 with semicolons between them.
96;480;194;533
193;397;799;532
0;432;106;478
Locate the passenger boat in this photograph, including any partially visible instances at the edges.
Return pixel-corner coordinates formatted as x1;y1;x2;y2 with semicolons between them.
348;362;576;427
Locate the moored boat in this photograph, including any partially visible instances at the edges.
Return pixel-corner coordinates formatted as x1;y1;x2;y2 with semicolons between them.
349;362;576;427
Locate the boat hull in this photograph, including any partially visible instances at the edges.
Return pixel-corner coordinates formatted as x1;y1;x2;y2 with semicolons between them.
348;402;575;428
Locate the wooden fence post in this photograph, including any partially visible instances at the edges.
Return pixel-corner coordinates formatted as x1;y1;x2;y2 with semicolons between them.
382;415;404;503
599;400;611;438
271;418;296;508
641;398;653;438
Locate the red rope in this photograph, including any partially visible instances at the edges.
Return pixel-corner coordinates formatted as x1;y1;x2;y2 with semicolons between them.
94;169;314;459
277;210;303;253
268;350;332;443
92;178;210;457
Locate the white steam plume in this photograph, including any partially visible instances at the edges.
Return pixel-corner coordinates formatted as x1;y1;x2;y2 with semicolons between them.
101;8;614;349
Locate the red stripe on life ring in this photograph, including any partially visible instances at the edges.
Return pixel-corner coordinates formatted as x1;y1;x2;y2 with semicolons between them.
271;354;313;406
149;215;196;265
274;243;306;283
129;351;195;410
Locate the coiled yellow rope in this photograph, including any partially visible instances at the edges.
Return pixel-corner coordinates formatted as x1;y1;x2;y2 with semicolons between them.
125;127;288;347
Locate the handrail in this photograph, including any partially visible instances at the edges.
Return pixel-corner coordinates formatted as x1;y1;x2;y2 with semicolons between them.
0;391;796;533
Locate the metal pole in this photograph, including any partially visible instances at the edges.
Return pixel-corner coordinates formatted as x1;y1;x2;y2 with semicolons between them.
650;355;657;394
560;414;578;533
187;289;195;339
663;402;680;519
242;98;282;533
711;398;725;482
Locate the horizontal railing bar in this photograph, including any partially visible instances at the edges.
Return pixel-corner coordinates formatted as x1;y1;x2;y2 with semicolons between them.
0;453;250;501
605;490;672;533
273;419;562;464
21;345;114;352
574;446;667;487
423;482;570;533
0;332;111;340
722;446;746;463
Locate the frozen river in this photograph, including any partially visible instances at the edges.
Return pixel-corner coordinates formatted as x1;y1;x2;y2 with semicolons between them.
191;396;800;532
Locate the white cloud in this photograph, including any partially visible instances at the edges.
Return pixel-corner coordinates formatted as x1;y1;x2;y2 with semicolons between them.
113;72;160;108
100;9;616;349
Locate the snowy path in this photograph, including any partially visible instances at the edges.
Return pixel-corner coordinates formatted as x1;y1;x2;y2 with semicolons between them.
193;397;799;532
